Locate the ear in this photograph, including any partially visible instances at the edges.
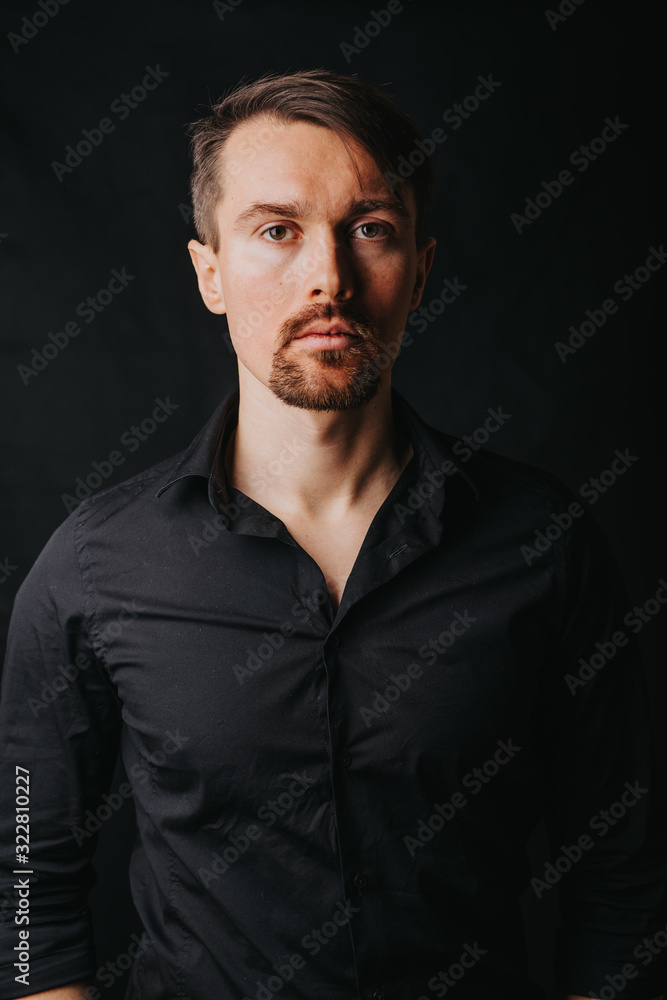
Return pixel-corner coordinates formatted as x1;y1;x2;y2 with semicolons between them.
410;236;437;311
187;239;226;314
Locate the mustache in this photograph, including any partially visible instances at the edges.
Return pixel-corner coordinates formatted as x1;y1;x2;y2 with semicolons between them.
279;302;381;345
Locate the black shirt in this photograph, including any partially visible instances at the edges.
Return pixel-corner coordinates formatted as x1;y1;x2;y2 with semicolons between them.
1;385;666;1000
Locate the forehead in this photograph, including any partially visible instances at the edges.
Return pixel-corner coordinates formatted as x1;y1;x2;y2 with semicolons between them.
216;115;414;219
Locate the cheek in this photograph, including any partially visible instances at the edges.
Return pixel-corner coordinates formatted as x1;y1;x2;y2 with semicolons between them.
362;248;416;298
222;264;295;365
372;268;417;323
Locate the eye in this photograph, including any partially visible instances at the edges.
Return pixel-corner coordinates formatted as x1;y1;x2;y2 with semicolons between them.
260;225;296;242
351;221;388;240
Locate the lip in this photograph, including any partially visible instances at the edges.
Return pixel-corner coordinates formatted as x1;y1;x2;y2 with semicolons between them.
292;333;360;350
290;322;361;351
294;322;359;339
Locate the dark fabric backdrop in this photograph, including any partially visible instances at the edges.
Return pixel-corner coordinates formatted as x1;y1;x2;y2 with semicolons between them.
1;1;665;996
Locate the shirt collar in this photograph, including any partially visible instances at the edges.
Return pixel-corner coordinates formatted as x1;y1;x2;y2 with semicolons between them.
155;390;237;498
155;384;480;509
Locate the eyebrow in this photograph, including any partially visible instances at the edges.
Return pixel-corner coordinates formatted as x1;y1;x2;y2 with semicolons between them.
232;197;411;232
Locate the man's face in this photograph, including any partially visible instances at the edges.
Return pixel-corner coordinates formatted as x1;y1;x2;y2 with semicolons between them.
188;115;435;411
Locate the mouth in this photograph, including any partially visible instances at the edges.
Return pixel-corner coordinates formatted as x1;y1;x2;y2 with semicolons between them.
292;323;361;350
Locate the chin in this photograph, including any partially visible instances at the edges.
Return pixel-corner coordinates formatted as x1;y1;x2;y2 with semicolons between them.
268;372;382;412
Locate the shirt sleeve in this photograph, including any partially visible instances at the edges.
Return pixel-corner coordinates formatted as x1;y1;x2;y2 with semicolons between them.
535;495;667;999
0;511;122;998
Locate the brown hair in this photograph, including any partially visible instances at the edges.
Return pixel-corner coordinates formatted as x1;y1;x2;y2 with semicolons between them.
186;68;435;252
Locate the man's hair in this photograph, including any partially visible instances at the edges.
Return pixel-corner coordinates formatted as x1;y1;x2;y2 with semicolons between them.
186;68;436;252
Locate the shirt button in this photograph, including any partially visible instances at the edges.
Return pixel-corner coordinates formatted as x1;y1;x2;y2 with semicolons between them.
328;633;340;648
353;871;367;889
338;752;351;768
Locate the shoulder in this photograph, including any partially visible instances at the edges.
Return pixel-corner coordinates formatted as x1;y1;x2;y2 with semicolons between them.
425;422;618;578
22;444;199;594
432;422;581;510
399;391;578;514
74;447;189;517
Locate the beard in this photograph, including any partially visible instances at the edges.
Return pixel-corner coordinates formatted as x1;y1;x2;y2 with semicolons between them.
267;301;387;411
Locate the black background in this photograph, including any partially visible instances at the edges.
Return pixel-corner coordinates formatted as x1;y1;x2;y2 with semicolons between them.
1;1;665;996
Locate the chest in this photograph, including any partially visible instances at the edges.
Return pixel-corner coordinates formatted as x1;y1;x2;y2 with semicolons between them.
90;467;561;774
280;515;370;615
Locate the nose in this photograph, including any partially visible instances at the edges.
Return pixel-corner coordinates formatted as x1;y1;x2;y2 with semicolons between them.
304;232;354;302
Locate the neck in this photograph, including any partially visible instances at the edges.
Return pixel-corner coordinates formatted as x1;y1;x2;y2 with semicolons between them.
224;376;413;521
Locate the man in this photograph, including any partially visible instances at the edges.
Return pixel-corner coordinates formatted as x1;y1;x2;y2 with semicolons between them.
0;69;665;1000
